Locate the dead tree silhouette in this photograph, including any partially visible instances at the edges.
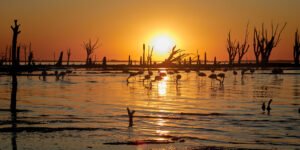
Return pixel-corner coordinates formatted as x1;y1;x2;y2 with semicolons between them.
237;23;250;64
83;38;99;65
227;32;238;65
10;20;20;150
294;29;300;65
67;48;71;66
254;22;287;65
56;51;63;66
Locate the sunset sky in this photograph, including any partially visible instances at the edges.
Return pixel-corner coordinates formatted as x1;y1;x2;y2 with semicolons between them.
0;0;299;61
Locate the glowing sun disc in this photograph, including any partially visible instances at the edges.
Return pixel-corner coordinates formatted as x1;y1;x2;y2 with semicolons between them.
151;35;175;54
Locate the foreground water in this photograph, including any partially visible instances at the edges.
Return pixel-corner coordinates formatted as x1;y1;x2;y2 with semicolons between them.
0;69;300;149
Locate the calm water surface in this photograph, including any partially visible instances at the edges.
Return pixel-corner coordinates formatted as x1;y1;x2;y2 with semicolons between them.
0;69;300;149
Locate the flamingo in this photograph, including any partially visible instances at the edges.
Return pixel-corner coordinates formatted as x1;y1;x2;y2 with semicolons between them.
208;73;217;85
198;72;206;77
233;70;237;75
148;70;153;76
176;74;181;84
185;69;191;73
159;72;167;77
154;75;163;81
217;73;225;84
241;69;247;79
143;74;151;83
272;68;283;74
127;72;138;83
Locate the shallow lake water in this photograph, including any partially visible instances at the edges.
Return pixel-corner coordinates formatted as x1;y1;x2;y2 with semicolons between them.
0;69;300;149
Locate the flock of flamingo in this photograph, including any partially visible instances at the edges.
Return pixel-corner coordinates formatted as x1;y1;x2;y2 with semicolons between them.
125;68;257;86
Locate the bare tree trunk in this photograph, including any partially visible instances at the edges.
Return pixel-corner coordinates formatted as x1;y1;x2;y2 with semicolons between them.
294;29;300;65
67;49;71;66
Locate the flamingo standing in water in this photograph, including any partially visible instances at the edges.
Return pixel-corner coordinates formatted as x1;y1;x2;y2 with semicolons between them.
217;73;225;84
127;72;138;83
143;74;151;83
197;72;206;81
208;73;217;85
176;74;181;84
241;69;247;79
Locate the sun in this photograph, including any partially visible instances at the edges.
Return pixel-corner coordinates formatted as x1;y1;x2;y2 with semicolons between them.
151;35;175;54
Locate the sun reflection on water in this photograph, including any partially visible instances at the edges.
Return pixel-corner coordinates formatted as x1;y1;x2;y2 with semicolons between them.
158;76;168;96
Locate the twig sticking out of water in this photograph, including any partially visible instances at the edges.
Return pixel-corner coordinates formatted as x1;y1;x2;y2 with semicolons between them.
127;107;135;127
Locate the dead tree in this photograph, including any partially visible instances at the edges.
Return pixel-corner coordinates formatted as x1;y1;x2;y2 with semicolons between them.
163;46;188;65
83;39;98;65
253;29;261;64
16;46;20;66
294;29;300;65
204;52;207;65
237;24;250;64
102;56;107;66
56;51;63;66
227;31;237;65
11;20;21;68
254;22;287;65
23;44;27;65
127;107;135;127
67;48;71;66
142;44;145;65
128;55;131;66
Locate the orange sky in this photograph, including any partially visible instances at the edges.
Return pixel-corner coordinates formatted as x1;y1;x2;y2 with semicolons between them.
0;0;299;61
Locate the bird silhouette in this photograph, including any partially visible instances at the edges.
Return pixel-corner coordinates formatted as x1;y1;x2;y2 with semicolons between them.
185;69;191;73
159;72;167;77
198;72;206;77
208;73;218;85
176;74;181;83
267;99;272;112
143;74;151;83
148;70;153;76
262;102;266;112
127;72;138;83
217;73;225;84
233;70;237;75
241;69;247;79
154;75;163;81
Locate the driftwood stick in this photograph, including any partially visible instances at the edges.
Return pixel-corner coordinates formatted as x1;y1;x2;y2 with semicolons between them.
127;107;135;127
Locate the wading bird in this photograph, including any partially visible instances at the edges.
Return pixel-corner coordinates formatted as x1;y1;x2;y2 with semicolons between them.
127;72;138;83
176;74;181;84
